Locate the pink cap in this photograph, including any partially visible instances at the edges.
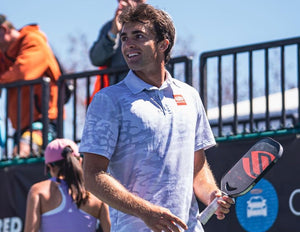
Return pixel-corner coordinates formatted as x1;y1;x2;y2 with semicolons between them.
44;138;80;164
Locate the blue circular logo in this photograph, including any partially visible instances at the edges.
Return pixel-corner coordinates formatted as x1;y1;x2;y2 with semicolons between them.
235;178;278;232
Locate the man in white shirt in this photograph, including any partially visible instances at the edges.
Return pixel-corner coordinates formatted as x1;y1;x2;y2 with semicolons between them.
80;4;234;232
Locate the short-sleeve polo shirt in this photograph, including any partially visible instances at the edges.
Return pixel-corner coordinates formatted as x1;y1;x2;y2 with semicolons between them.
80;70;215;232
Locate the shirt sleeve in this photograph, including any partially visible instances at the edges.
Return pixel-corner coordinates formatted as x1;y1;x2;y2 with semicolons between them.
79;91;120;159
193;88;216;151
89;21;120;67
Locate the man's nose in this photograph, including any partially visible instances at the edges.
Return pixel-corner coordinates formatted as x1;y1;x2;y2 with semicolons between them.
124;38;136;48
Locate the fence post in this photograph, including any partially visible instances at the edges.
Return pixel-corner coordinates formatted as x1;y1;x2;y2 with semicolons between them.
199;54;208;110
57;77;64;138
185;57;193;87
41;77;50;151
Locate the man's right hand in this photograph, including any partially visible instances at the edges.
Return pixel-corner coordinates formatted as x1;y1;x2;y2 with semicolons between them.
111;0;130;34
141;204;188;232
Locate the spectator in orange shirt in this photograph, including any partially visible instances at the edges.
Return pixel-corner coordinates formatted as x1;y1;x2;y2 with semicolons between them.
0;14;61;158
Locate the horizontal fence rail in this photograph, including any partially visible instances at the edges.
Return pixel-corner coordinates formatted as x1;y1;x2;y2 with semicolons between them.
200;36;300;138
56;65;129;142
0;56;193;161
57;56;193;143
4;37;300;158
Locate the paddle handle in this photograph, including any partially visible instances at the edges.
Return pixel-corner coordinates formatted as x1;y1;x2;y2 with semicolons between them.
196;196;220;225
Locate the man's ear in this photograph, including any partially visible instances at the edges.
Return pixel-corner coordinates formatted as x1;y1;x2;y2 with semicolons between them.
158;39;170;52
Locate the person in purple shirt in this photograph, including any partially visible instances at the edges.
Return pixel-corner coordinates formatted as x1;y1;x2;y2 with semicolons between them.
24;138;111;232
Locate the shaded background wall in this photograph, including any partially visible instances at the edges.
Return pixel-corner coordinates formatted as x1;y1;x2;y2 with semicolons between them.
199;134;300;232
0;134;299;231
0;161;45;232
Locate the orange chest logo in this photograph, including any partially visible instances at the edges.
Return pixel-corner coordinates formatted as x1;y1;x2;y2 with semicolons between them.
173;94;187;105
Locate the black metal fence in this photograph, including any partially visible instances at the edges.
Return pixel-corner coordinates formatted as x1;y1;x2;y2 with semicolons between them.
0;56;193;160
200;36;300;138
56;56;193;143
0;77;50;160
3;35;300;159
56;65;129;142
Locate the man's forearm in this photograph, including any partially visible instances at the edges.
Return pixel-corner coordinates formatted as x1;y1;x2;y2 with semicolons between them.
86;171;153;219
193;150;220;206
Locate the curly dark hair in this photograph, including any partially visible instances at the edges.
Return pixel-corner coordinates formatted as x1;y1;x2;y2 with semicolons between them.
119;4;175;64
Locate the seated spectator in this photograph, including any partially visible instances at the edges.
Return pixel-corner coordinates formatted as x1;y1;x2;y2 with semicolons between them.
0;14;61;158
24;138;111;232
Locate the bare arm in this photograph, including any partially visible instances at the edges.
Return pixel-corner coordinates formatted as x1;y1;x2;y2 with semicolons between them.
110;0;127;35
83;152;188;232
193;149;234;220
24;185;41;232
99;202;111;232
89;0;130;66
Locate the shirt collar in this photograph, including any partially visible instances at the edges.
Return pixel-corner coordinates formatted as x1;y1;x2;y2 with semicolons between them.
124;70;179;94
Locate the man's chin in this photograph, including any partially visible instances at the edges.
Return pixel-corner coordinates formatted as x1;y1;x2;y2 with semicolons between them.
127;64;141;71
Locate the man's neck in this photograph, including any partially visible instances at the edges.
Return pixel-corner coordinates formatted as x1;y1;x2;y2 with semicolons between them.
133;63;166;88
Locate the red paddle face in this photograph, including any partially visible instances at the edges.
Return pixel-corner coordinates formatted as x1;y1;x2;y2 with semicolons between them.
242;150;276;179
220;137;283;198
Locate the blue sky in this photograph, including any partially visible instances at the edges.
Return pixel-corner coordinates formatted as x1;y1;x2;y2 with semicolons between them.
2;0;300;141
2;0;300;69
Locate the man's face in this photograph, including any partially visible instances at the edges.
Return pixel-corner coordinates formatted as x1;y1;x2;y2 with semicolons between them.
120;21;161;72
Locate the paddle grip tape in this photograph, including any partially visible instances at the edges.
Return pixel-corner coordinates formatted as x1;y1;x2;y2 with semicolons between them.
196;192;227;225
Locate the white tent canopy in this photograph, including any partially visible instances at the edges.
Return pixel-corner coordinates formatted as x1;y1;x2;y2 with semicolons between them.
207;88;299;122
